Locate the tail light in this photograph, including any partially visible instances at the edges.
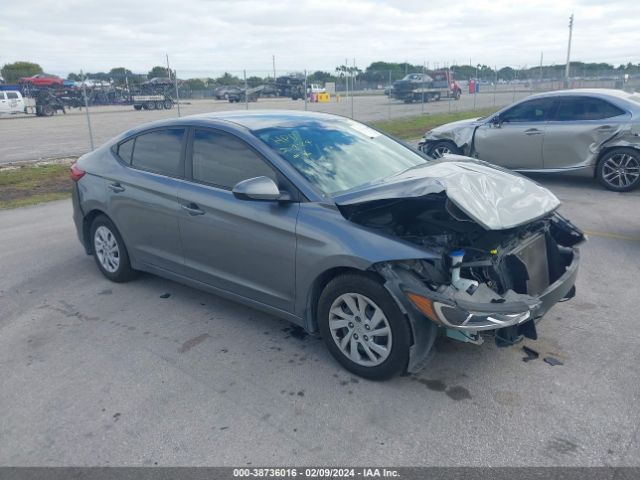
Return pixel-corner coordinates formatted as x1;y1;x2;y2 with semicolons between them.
70;163;85;182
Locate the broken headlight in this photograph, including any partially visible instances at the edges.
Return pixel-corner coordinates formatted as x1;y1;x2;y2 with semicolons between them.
406;292;531;331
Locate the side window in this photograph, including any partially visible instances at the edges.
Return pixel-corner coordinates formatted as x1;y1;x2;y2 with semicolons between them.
0;93;5;100
6;92;19;99
500;98;554;123
191;129;277;189
117;138;135;164
131;128;185;176
553;97;625;121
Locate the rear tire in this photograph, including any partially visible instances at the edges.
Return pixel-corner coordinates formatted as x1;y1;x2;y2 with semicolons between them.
90;215;136;283
317;273;411;380
596;148;640;192
163;99;173;109
145;101;156;110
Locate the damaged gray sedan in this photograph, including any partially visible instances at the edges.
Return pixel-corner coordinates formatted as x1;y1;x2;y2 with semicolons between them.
71;111;583;380
419;89;640;191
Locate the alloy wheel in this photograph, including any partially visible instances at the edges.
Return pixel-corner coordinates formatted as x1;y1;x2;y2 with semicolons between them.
328;293;392;367
431;145;452;158
94;226;120;273
602;153;640;189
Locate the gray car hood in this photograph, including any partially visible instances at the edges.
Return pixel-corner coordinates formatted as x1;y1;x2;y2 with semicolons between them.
334;156;560;231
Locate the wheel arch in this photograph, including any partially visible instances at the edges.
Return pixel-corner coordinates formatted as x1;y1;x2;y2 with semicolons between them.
303;266;385;333
595;145;640;178
82;209;113;254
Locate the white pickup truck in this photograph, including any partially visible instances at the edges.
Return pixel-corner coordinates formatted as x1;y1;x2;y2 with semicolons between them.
0;90;25;115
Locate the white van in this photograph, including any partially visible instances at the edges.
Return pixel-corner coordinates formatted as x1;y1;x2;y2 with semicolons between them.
0;90;26;115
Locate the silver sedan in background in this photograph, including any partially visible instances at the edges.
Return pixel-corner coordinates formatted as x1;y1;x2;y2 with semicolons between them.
419;89;640;191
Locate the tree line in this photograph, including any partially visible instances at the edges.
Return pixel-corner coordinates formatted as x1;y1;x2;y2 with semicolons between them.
3;60;639;88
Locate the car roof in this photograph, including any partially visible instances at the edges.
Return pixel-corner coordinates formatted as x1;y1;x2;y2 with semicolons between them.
112;110;351;144
189;110;343;129
508;88;640;113
129;110;344;133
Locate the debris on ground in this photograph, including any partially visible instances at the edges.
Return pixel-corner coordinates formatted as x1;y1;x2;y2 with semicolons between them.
522;346;540;362
544;356;564;366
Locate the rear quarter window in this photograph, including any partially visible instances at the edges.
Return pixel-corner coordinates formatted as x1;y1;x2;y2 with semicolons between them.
130;128;185;177
117;138;134;164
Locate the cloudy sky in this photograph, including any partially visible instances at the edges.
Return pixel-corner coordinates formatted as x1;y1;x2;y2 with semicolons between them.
1;0;639;77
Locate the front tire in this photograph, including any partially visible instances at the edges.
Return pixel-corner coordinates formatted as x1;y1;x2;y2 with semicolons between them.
596;148;640;192
90;215;135;283
318;273;411;380
426;140;461;159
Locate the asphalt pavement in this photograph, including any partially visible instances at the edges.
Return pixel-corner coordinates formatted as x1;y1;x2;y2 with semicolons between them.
1;175;639;466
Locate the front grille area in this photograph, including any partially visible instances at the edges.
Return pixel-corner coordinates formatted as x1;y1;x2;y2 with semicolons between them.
510;233;550;296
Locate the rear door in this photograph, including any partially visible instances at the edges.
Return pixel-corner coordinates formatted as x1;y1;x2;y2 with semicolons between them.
108;127;186;273
543;96;629;169
178;127;299;312
474;97;555;169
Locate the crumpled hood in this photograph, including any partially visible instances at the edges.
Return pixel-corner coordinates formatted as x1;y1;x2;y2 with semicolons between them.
333;156;560;231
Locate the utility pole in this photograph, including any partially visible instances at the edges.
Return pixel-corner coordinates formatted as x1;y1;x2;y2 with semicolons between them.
345;58;349;104
166;53;180;116
80;70;94;150
539;51;544;84
351;58;355;119
564;14;574;88
272;55;276;81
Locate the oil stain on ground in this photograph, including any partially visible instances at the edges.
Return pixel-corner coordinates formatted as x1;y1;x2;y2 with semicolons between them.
178;333;210;353
282;325;308;340
411;376;472;401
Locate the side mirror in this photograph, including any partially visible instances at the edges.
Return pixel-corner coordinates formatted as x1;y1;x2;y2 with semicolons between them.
232;176;289;202
490;116;502;127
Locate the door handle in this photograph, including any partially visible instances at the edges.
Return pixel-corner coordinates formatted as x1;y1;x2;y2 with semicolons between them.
108;182;125;193
597;125;614;131
524;128;542;135
181;203;205;216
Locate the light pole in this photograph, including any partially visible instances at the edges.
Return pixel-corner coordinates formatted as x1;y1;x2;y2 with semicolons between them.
564;14;574;88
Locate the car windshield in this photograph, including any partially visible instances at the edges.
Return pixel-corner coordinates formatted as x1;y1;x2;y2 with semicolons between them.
254;119;426;195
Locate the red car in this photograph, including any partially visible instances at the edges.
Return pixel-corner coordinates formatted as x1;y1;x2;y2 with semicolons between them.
19;73;64;87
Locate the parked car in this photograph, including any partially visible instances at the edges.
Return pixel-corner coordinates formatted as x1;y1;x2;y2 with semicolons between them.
18;73;64;87
213;85;242;100
0;90;25;115
71;111;583;380
419;89;640;191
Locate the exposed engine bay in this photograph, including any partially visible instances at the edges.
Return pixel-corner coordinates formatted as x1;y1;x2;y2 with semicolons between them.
339;191;584;369
341;192;583;298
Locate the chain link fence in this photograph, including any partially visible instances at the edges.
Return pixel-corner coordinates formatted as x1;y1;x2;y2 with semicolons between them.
1;61;638;164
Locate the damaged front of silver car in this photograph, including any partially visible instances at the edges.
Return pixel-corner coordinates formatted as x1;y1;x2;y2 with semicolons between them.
335;158;584;373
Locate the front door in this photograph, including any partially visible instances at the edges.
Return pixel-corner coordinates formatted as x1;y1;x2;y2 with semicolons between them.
178;128;299;312
474;97;555;170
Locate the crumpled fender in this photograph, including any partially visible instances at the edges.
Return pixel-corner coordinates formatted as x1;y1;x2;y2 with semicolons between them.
423;118;481;155
374;262;438;374
599;124;640;155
